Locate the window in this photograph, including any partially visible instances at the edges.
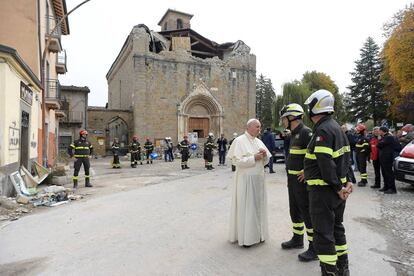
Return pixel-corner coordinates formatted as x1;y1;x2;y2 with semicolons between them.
164;22;168;30
177;19;183;29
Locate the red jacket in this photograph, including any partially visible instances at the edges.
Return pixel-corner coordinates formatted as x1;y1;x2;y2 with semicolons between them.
370;136;379;160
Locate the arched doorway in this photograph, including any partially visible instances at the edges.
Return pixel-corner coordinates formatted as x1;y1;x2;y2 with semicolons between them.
177;82;223;140
107;116;129;154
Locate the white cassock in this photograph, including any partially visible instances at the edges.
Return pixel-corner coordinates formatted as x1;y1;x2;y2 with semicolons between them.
227;131;272;246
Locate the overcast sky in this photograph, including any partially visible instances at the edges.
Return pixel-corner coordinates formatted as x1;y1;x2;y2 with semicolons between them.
60;0;412;106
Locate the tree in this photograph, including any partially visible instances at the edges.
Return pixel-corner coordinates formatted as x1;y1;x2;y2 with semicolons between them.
256;74;275;128
276;81;312;127
382;5;414;122
302;71;345;120
347;37;388;125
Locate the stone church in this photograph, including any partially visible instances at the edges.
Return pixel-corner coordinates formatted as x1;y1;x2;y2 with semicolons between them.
105;9;256;145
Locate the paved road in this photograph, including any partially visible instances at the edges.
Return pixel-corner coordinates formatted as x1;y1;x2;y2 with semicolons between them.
0;158;404;275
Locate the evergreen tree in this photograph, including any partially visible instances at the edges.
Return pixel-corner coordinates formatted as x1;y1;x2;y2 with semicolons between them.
347;37;388;125
256;74;275;128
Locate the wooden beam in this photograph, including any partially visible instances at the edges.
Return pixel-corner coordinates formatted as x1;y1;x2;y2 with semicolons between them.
189;50;217;56
191;41;199;46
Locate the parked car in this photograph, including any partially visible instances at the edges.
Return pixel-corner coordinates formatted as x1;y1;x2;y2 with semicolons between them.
394;141;414;186
273;137;285;163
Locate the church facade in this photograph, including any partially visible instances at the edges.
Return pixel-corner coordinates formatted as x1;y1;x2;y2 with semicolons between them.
106;9;256;144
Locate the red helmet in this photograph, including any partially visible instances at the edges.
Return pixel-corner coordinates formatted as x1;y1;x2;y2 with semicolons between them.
132;135;138;140
79;129;88;136
355;124;366;133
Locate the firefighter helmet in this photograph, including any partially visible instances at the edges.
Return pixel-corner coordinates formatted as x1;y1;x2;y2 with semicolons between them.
304;89;335;117
79;130;88;136
355;123;366;133
280;103;304;119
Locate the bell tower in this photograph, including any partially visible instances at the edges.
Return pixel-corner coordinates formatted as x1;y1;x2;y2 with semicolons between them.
158;9;193;31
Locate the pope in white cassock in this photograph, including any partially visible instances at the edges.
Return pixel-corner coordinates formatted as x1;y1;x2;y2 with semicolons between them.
227;119;272;247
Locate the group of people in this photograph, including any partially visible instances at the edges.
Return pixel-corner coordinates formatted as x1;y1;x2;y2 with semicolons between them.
111;136;155;168
342;123;414;194
228;89;354;276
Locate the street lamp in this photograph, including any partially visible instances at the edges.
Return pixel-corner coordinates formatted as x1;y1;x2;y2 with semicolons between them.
41;0;91;166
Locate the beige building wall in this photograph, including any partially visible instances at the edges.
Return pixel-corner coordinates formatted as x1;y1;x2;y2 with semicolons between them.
0;1;40;78
107;40;134;110
0;54;41;167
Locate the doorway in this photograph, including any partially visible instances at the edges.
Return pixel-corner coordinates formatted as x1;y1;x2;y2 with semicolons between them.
189;117;209;138
20;111;29;168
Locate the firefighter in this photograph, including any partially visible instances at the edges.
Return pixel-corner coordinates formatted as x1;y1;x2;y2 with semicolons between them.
111;137;121;168
303;89;355;276
355;123;370;187
178;135;190;169
68;129;93;188
144;137;154;164
204;133;216;170
279;103;317;262
228;132;238;172
129;135;142;167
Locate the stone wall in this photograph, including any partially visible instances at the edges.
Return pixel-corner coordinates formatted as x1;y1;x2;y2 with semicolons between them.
87;107;133;156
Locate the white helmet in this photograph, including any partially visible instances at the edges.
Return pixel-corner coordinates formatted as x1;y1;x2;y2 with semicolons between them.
280;103;304;118
233;132;238;137
208;132;214;137
304;89;335;116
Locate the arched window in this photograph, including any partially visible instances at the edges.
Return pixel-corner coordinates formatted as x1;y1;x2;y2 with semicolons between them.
177;19;183;29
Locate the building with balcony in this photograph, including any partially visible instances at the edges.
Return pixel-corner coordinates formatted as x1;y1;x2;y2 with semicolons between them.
0;0;70;196
58;85;89;152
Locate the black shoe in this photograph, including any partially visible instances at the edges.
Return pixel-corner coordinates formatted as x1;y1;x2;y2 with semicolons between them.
185;166;190;169
269;170;275;174
321;263;338;276
147;161;149;164
384;189;397;194
298;243;318;262
378;188;386;192
182;166;185;170
370;185;380;189
337;255;350;276
73;180;78;189
281;234;304;249
242;244;251;248
85;183;93;188
357;181;366;187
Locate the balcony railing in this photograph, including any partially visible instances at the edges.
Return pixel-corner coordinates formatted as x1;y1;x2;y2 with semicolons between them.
46;79;61;100
45;16;62;52
56;50;67;74
63;111;84;124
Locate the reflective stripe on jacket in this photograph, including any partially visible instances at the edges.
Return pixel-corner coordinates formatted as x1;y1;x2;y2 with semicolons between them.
304;116;354;191
68;138;93;157
287;122;312;176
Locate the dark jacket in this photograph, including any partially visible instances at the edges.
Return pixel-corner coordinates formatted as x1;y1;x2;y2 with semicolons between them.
217;138;228;152
205;138;216;153
68;138;93;158
355;134;370;159
144;141;154;153
304;116;355;191
287;123;312;176
377;133;397;162
178;140;190;154
111;142;121;155
129;141;141;153
345;131;356;151
262;130;276;152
